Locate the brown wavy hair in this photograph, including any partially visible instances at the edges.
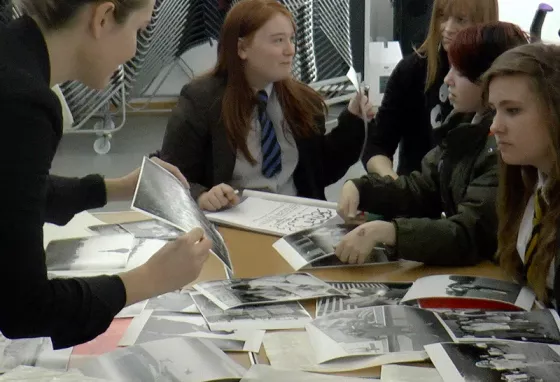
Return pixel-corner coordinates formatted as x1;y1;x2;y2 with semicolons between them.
482;44;560;301
208;0;326;164
416;0;499;91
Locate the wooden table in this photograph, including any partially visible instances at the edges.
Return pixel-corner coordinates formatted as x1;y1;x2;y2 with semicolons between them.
95;211;510;377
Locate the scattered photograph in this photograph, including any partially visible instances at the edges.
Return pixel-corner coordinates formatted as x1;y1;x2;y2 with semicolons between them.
79;337;246;382
131;157;232;271
191;292;312;331
240;364;367;381
0;335;70;373
45;234;134;271
316;281;412;317
436;309;560;344
0;366;107;382
401;275;535;311
129;314;263;353
193;273;345;310
426;342;560;382
307;305;452;363
273;224;393;270
145;289;198;317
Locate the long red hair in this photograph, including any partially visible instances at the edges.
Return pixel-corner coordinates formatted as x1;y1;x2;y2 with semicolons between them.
208;0;326;164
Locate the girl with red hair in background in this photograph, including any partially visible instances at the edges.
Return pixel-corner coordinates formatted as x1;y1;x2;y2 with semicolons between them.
157;0;369;211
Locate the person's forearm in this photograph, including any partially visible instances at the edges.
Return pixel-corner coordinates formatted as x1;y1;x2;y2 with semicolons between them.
119;265;161;306
366;155;398;179
105;177;132;202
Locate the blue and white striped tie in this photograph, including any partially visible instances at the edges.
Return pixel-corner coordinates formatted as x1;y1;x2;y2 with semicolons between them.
257;90;282;178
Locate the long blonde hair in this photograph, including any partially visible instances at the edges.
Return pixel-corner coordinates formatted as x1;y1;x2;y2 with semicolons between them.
483;44;560;301
416;0;499;91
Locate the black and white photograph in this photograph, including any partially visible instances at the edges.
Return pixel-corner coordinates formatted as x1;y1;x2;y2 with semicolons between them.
273;224;393;271
191;292;312;331
426;342;560;382
45;234;135;271
88;223;129;236
0;335;71;373
120;220;183;240
131;157;233;271
122;312;264;353
0;366;105;381
436;309;560;344
401;275;536;312
306;305;453;364
79;337;247;382
193;273;346;310
145;289;198;316
316;282;412;317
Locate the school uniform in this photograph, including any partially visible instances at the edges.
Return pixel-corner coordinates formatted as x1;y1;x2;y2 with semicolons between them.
155;75;368;201
0;16;125;348
516;174;559;309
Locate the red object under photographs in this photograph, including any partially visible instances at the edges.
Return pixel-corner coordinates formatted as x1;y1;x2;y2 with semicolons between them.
418;297;524;311
72;318;132;356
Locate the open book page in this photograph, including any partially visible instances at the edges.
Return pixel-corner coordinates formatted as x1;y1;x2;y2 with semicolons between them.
306;306;452;364
131;157;232;271
79;337;246;382
193;273;345;310
191;292;311;331
263;331;415;373
0;335;71;374
45;234;134;271
205;195;338;236
316;282;412;317
241;364;377;381
273;224;393;271
43;211;104;249
400;275;536;311
434;309;560;344
380;365;442;382
425;342;560;382
89;220;182;241
0;366;109;381
119;309;264;353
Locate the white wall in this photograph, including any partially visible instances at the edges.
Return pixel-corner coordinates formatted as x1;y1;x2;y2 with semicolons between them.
370;0;394;42
499;0;560;43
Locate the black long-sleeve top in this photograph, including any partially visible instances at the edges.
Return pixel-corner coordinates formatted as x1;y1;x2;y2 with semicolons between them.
0;16;126;349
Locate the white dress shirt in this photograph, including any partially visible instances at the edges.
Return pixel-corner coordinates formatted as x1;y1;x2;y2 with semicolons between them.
230;83;299;196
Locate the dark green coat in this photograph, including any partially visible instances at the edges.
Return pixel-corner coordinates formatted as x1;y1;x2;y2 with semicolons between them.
352;112;498;266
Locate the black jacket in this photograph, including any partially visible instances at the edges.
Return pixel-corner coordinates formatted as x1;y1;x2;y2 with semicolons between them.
0;16;125;348
362;49;453;175
156;75;368;201
353;112;498;266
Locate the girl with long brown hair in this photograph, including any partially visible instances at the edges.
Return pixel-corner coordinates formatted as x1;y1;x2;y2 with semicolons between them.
486;43;560;308
157;0;367;211
356;0;498;179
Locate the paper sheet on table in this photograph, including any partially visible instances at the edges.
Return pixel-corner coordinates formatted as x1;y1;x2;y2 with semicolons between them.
241;364;378;381
380;365;443;382
263;331;411;373
43;211;104;248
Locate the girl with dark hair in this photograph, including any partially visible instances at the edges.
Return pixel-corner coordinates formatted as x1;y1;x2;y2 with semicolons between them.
335;22;528;267
156;0;368;211
0;0;211;348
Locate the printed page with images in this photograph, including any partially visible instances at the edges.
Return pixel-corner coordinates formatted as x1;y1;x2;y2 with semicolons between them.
131;157;233;271
79;337;246;382
400;275;536;311
191;292;312;331
426;342;560;382
306;305;453;365
273;224;393;271
205;189;339;236
193;273;345;310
